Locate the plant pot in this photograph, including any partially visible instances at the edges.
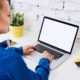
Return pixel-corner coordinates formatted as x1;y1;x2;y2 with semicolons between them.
10;25;24;38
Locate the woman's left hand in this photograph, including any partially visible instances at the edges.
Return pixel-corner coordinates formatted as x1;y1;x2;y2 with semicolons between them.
23;45;36;55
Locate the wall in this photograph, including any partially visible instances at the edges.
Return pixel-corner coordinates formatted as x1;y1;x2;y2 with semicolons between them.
11;0;80;38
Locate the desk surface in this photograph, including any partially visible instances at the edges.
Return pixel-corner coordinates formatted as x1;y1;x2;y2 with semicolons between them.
0;31;80;80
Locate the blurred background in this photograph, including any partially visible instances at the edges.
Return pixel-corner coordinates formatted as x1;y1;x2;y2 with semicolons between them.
8;0;80;38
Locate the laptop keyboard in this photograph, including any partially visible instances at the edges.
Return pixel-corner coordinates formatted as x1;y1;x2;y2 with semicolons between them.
35;44;63;60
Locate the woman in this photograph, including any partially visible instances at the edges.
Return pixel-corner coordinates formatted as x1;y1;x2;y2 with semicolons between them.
0;0;54;80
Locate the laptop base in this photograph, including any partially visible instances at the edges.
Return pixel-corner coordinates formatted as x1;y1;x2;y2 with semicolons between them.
27;51;70;70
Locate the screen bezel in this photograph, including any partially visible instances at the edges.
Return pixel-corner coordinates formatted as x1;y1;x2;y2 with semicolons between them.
38;16;79;54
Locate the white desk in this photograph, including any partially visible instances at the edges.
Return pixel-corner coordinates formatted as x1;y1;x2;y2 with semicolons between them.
0;31;80;80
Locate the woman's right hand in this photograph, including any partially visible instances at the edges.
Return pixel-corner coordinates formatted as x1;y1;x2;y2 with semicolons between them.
42;51;54;62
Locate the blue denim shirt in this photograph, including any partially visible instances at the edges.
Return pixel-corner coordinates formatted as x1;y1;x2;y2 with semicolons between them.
0;42;50;80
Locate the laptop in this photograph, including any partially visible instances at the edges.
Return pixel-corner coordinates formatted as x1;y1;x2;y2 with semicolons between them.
27;16;79;70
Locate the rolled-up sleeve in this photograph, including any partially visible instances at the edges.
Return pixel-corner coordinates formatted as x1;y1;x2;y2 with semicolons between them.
6;47;23;55
35;58;50;80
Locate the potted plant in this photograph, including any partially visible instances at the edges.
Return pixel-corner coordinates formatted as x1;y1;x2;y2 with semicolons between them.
10;12;24;37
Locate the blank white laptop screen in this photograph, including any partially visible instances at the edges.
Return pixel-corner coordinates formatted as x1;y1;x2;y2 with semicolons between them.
39;18;78;53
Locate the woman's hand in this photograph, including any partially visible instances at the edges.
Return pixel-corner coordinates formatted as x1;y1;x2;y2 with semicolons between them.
23;45;54;61
23;45;36;55
42;51;54;62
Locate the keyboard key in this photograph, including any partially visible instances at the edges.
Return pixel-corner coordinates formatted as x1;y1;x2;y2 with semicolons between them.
35;44;63;59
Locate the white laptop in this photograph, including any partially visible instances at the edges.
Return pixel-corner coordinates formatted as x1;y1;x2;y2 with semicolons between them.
27;16;79;70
